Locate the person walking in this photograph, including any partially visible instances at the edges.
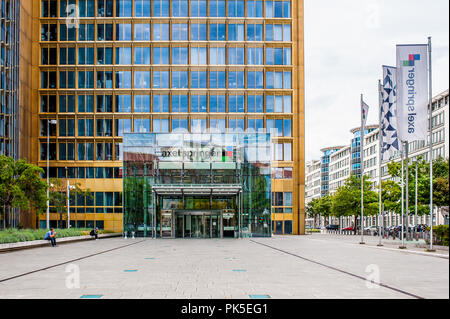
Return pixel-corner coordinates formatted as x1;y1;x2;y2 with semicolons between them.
44;228;57;247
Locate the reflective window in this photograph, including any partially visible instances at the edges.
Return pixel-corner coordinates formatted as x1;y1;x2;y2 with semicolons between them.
172;95;189;112
247;71;264;89
209;71;226;88
247;24;263;41
115;71;132;88
172;71;188;88
134;119;151;133
153;95;170;112
78;47;95;65
172;24;189;41
247;95;264;112
134;71;151;88
191;0;207;17
191;24;207;41
228;95;245;113
190;95;207;113
98;0;114;17
172;119;189;132
172;0;189;17
228;24;245;41
97;24;113;41
135;24;151;41
153;119;170;132
247;47;264;65
116;24;132;41
228;71;245;88
134;95;151;113
247;118;264;132
247;1;263;17
191;119;207;133
209;47;226;65
59;47;75;65
153;0;170;17
265;0;290;18
210;0;226;17
59;71;76;89
116;0;132;16
191;47;208;64
153;24;170;40
96;95;113;112
228;118;245;132
228;47;245;65
266;95;291;113
135;0;151;17
210;119;226;132
59;95;75;112
209;95;226;113
152;71;170;88
190;71;207;88
79;24;95;41
153;47;170;64
266;24;290;41
172;47;189;64
78;95;94;113
97;47;113;64
116;95;132;112
228;0;245;17
116;47;132;64
116;119;132;136
134;47;151;64
209;23;226;41
97;71;113;88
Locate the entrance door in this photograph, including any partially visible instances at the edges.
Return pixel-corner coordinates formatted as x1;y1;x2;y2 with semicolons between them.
175;211;222;238
160;211;174;238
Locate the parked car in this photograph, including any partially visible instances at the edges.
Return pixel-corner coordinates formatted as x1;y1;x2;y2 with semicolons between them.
364;226;379;236
342;226;354;231
326;224;339;231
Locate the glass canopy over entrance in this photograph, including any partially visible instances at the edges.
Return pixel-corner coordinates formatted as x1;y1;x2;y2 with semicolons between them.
122;132;271;238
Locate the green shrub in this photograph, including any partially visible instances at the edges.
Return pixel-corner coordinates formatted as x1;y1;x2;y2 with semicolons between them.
426;225;449;246
0;227;116;244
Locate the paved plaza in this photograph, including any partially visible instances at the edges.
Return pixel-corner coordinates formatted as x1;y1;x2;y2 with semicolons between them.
0;234;448;299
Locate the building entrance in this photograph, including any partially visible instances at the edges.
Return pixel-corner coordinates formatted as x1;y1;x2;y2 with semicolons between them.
175;211;222;238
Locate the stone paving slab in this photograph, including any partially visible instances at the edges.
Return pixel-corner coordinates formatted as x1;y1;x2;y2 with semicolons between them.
0;236;447;299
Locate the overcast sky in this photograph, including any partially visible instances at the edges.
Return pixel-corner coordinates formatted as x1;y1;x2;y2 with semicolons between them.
304;0;449;162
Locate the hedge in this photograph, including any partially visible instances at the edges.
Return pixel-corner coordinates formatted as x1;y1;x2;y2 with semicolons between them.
0;228;115;244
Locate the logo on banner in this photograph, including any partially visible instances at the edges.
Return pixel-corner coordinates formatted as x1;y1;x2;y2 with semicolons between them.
402;54;420;67
222;146;233;162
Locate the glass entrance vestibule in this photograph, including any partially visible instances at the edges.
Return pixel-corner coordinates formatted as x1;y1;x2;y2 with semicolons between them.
122;132;272;238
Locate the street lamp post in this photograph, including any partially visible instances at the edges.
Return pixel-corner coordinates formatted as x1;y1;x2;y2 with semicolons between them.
66;167;76;229
46;119;57;229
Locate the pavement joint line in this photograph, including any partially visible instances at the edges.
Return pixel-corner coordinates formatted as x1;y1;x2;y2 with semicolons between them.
0;239;146;284
304;237;449;259
250;239;425;300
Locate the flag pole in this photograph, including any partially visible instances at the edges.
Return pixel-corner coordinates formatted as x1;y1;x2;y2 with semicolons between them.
360;94;365;245
399;143;406;249
377;80;383;246
427;36;435;252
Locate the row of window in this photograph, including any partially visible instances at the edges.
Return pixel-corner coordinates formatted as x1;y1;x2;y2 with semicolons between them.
41;117;293;138
41;165;121;178
42;0;291;19
43;46;292;66
42;22;292;42
41;94;293;113
42;70;293;89
41;141;293;161
272;191;292;207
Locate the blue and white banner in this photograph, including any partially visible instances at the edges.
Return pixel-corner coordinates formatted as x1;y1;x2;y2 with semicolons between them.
396;44;429;142
381;66;402;161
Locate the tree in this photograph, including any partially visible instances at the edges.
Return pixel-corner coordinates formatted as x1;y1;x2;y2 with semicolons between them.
0;155;47;228
306;198;322;228
48;178;92;228
331;175;378;233
387;157;449;214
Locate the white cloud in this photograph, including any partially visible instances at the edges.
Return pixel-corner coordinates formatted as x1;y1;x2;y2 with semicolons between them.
304;0;449;161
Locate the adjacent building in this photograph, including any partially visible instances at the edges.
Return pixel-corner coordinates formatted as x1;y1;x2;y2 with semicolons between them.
306;89;450;227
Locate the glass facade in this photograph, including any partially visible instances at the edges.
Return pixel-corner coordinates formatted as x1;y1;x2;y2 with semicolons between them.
36;0;304;235
123;132;272;238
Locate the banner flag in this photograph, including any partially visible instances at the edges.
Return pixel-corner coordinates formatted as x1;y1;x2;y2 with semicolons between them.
396;44;429;142
362;100;369;129
381;66;402;161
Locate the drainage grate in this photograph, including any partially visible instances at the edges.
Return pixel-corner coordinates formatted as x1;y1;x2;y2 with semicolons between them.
249;295;271;299
80;295;103;299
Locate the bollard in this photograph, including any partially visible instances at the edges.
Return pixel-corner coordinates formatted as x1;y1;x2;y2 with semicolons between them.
132;231;135;239
124;231;127;239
